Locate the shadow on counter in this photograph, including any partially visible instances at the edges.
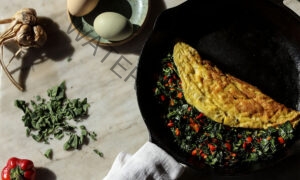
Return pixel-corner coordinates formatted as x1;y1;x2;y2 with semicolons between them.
35;167;56;180
5;16;75;91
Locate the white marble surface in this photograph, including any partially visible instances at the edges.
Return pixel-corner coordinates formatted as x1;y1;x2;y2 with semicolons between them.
0;0;299;180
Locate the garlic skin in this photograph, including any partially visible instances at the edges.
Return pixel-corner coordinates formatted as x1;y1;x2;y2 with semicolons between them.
93;12;133;41
67;0;99;17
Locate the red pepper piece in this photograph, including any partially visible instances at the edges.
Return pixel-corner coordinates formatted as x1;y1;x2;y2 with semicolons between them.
208;143;217;152
1;157;36;180
176;92;183;99
167;120;174;127
175;128;180;136
191;149;198;156
278;137;285;144
200;152;207;159
160;95;166;101
196;113;204;120
242;142;248;149
224;142;232;151
245;136;253;144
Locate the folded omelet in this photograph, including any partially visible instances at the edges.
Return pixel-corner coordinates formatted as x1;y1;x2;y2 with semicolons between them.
173;42;300;129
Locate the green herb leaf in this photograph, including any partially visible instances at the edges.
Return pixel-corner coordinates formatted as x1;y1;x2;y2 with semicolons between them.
64;141;72;151
44;148;53;159
94;149;104;158
89;131;97;141
14;100;27;113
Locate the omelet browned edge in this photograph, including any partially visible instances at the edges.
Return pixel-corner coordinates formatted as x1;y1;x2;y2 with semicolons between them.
173;41;300;129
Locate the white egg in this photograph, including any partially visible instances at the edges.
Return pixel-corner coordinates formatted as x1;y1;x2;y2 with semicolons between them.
93;12;133;41
67;0;99;17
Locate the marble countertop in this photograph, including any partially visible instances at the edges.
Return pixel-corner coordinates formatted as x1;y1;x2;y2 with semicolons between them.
0;0;299;180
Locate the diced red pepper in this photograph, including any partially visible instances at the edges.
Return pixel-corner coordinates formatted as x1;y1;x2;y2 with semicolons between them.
189;118;194;124
256;137;262;143
167;62;173;68
160;95;166;101
242;136;253;149
175;128;180;136
190;123;200;133
167;120;174;127
196;113;204;119
172;74;177;80
231;152;237;157
224;142;232;151
278;137;285;144
245;136;253;143
208;143;217;152
200;152;207;159
189;118;200;133
242;142;247;149
177;92;183;99
191;149;198;156
169;99;175;106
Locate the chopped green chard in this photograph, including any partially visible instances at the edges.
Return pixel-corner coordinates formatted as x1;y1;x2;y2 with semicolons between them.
154;53;296;168
15;82;100;158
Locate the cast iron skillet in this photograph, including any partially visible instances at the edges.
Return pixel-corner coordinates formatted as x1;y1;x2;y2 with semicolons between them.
136;0;300;175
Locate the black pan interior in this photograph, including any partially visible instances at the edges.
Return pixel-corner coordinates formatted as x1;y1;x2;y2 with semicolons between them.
136;0;300;174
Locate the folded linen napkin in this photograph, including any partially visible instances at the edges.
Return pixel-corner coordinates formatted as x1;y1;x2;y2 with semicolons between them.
103;141;185;180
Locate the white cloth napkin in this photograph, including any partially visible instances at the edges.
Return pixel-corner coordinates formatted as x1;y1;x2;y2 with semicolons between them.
103;141;185;180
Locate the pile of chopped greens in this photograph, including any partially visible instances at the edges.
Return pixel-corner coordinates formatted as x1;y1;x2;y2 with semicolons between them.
15;82;102;159
154;53;296;168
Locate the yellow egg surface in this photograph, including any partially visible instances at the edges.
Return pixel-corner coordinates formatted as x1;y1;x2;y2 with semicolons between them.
67;0;99;17
93;12;133;41
173;42;300;129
